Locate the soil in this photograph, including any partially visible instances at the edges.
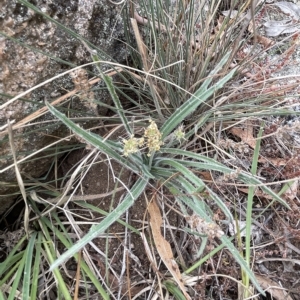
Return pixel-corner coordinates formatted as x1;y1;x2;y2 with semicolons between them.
58;146;182;298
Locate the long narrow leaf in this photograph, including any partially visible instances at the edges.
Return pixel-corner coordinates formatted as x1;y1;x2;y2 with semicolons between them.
46;102;140;174
30;233;42;300
42;216;110;299
22;232;37;300
42;213;109;300
50;177;148;270
161;57;236;139
0;236;27;277
158;159;233;220
160;148;290;208
100;73;132;135
0;260;22;288
42;237;72;300
167;178;265;296
195;51;231;94
76;201;140;235
8;251;26;300
219;234;266;296
244;124;264;297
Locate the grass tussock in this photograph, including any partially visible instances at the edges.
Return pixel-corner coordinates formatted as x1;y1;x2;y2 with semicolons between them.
1;0;300;299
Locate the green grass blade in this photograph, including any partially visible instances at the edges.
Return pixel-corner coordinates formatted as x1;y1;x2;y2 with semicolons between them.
219;234;265;296
22;232;37;300
0;236;27;277
194;51;231;95
167;178;265;296
96;71;132;135
158;159;205;189
169;176;214;221
46;102;140;174
103;74;132;135
7;250;26;300
158;159;233;220
42;237;72;300
160;148;290;208
164;280;186;300
30;233;42;300
0;257;23;288
244;124;264;297
161;56;236;139
41;215;110;299
50;177;148;271
238;173;290;209
76;201;140;235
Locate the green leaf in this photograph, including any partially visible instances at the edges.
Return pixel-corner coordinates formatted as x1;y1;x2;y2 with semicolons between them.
0;236;27;278
23;232;37;300
157;159;233;221
164;280;187;300
167;178;265;296
42;215;110;299
76;201;140;235
161;53;236;139
30;233;42;300
160;148;290;208
244;124;264;297
50;177;148;271
219;234;265;296
8;251;26;300
46;102;140;174
42;237;72;300
99;73;132;135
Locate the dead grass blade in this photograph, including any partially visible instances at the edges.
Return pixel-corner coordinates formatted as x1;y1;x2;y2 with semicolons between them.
0;69;120;138
130;18;164;118
74;250;82;300
7;120;30;237
148;196;191;300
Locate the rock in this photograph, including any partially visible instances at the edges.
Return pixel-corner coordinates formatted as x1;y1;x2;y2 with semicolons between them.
0;0;127;215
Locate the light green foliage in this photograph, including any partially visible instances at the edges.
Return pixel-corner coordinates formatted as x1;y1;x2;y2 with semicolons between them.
123;135;144;156
173;125;186;143
45;52;286;294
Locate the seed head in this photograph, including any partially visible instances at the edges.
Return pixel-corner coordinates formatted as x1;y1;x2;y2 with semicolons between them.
123;135;144;157
174;125;186;142
144;120;163;156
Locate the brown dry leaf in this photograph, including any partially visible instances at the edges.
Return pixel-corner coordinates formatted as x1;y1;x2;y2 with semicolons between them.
258;156;288;167
148;199;191;300
255;274;293;300
198;171;213;181
256;34;275;49
230;123;256;148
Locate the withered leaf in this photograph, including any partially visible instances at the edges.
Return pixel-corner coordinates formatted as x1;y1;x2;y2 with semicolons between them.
264;20;299;37
273;1;300;20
